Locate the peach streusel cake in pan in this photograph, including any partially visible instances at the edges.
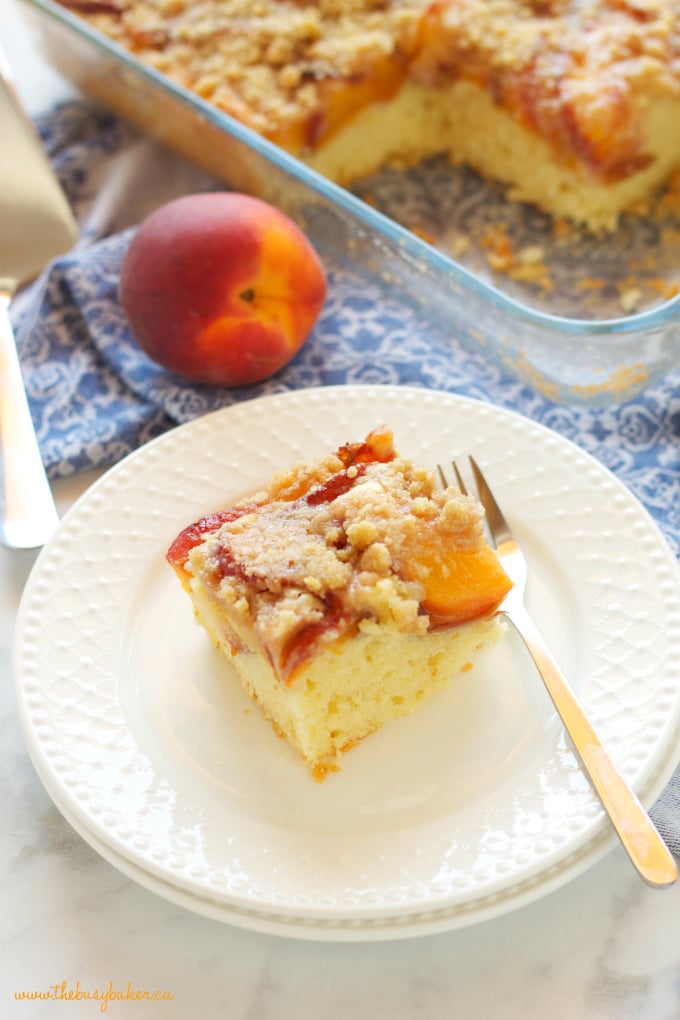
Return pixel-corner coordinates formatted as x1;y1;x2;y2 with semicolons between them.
167;427;511;778
58;0;680;231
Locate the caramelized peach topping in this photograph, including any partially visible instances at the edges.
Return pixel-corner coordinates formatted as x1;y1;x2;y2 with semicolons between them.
68;0;680;182
167;427;511;684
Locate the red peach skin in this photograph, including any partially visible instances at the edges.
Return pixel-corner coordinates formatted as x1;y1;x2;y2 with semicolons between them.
120;192;328;386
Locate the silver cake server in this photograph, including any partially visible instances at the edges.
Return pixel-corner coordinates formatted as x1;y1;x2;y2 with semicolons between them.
0;45;77;548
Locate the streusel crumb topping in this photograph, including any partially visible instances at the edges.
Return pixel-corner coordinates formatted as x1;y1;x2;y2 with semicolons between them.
61;0;425;142
190;427;485;653
61;0;680;176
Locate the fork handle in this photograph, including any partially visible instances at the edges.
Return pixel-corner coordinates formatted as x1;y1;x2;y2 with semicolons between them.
0;291;60;548
504;607;677;888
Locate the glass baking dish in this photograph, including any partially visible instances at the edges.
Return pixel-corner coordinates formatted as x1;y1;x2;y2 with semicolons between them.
17;0;680;405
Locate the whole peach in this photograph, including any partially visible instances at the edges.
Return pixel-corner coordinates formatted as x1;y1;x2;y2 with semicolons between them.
119;192;327;386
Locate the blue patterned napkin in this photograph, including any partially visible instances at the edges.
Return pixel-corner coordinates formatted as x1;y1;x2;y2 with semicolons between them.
12;101;680;850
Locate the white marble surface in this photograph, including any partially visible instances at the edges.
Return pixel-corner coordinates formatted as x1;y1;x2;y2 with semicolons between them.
3;3;680;1017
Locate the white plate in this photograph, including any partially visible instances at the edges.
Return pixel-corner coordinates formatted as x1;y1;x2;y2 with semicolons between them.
15;385;680;940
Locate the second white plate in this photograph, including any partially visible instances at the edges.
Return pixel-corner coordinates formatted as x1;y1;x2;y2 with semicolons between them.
14;385;680;938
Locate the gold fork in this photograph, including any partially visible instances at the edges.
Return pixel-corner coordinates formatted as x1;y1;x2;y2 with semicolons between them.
439;455;677;888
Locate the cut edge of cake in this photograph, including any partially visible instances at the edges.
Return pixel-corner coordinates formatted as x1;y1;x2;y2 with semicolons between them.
182;570;506;780
303;79;680;234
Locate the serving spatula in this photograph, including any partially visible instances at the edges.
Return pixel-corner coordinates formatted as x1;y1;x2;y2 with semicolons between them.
0;47;77;548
